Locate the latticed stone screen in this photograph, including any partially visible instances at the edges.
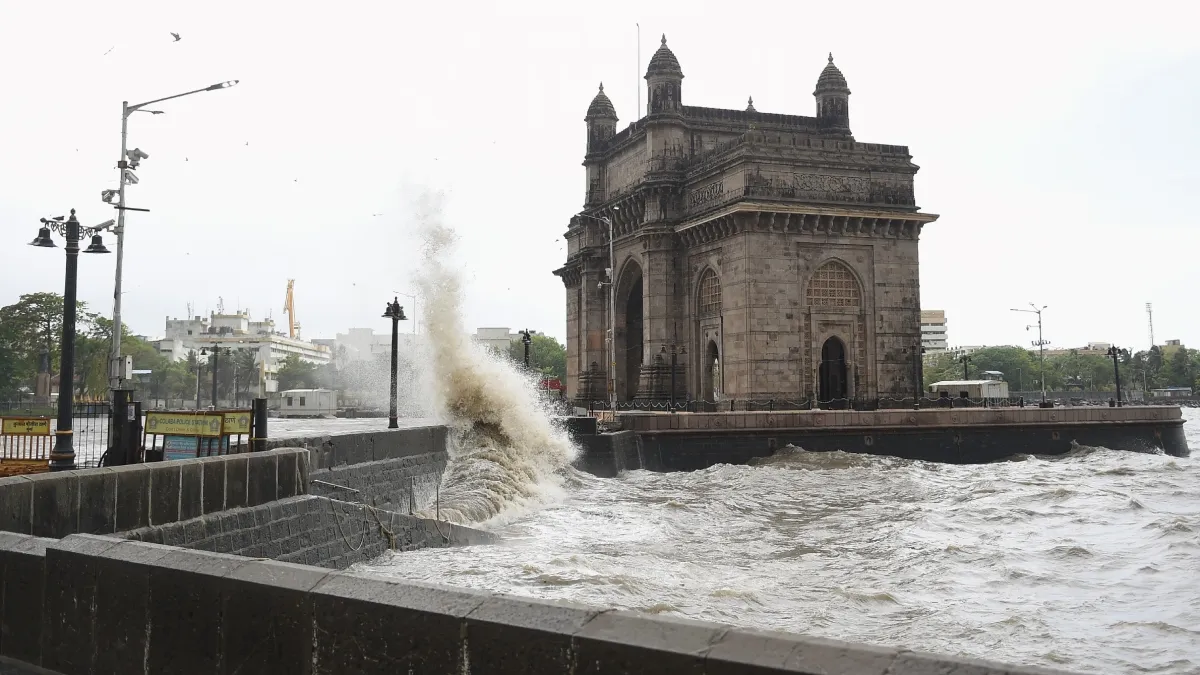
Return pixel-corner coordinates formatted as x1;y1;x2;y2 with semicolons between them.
807;261;861;307
698;270;721;316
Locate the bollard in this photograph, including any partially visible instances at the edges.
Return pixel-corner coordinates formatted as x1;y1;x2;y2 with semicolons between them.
252;397;268;452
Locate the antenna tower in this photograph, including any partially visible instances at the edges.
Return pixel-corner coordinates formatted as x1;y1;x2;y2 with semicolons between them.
1146;302;1154;349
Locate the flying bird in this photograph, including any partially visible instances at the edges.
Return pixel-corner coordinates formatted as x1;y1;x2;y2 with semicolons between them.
170;32;182;42
102;46;115;56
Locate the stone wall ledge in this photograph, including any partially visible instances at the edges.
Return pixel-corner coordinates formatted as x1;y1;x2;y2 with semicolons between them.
0;532;1079;675
0;447;309;539
617;406;1184;433
265;425;447;470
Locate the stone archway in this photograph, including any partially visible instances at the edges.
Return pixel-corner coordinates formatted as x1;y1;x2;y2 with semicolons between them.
624;278;643;401
615;260;644;403
819;337;848;403
702;340;720;402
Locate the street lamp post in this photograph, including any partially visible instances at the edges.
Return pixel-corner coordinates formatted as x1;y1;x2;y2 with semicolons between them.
196;350;205;409
109;80;239;392
519;329;533;369
660;343;687;412
1107;346;1123;407
209;346;222;409
910;343;925;410
29;210;112;471
383;298;407;429
1011;304;1048;405
576;211;617;413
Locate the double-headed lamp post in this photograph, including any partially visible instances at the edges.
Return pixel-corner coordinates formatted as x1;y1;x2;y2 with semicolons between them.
29;210;113;471
109;80;239;392
383;298;407;429
1011;303;1048;404
576;210;617;413
660;343;687;412
1107;346;1124;407
519;329;533;369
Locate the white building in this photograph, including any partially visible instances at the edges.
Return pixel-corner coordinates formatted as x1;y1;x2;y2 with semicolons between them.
920;310;948;353
152;311;332;393
312;327;421;364
471;327;543;353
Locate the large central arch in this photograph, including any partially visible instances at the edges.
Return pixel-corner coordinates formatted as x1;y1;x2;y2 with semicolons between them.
615;260;644;402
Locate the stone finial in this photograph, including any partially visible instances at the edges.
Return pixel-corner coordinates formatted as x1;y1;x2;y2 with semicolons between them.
599;82;604;92
828;52;834;63
661;34;667;46
746;96;756;112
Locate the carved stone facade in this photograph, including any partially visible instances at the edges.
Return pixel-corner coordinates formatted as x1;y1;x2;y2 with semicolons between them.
554;39;938;405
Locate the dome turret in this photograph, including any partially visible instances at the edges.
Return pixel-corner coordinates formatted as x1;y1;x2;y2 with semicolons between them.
814;53;851;95
584;83;618;155
813;53;852;136
645;34;684;78
645;34;684;115
586;82;618;121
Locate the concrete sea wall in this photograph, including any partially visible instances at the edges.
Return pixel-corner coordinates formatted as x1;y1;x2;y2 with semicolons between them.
574;406;1189;474
0;531;1076;675
121;493;491;569
0;427;478;570
0;448;310;539
267;426;448;512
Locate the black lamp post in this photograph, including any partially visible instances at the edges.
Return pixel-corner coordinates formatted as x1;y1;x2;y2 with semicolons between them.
196;349;205;409
660;343;687;412
519;329;533;369
208;346;223;409
911;343;925;410
1107;345;1123;407
29;209;112;471
383;297;407;429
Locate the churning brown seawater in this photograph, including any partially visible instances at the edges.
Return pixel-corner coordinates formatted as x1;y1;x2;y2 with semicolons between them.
358;409;1200;675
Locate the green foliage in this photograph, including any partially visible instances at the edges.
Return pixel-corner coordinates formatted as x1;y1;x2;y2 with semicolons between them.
277;354;318;391
506;333;567;381
924;344;1198;394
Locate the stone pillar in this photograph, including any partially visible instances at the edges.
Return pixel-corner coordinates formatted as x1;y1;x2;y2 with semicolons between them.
577;262;610;404
635;233;676;400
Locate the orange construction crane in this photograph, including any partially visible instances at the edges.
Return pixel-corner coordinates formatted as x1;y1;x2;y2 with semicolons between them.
283;280;299;339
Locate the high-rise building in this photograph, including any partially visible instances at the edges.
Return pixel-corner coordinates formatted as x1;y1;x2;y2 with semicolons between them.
920;310;948;353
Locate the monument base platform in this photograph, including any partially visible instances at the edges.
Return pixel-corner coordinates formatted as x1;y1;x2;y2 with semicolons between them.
574;406;1188;477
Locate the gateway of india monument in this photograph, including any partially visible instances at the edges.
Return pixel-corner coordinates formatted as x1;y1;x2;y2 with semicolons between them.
554;36;939;406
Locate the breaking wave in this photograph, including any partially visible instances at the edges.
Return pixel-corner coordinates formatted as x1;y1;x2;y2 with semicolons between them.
410;195;577;525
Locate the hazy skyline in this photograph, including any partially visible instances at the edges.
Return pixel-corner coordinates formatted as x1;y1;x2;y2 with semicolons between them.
2;1;1197;353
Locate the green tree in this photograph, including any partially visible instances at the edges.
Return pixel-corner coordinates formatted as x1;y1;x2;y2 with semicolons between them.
1166;348;1193;388
0;292;97;395
230;349;259;405
277;354;318;390
506;333;567;381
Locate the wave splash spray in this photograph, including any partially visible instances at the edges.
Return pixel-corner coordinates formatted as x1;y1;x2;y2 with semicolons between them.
412;196;578;525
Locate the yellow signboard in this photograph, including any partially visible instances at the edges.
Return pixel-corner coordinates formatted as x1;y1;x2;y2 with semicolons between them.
222;411;252;435
145;413;223;437
1;418;51;436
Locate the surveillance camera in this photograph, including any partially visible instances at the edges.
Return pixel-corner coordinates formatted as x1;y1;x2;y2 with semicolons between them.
597;281;603;289
127;148;150;161
123;169;139;185
101;189;118;204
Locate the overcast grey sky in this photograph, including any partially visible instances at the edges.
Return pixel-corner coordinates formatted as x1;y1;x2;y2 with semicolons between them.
2;0;1197;352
